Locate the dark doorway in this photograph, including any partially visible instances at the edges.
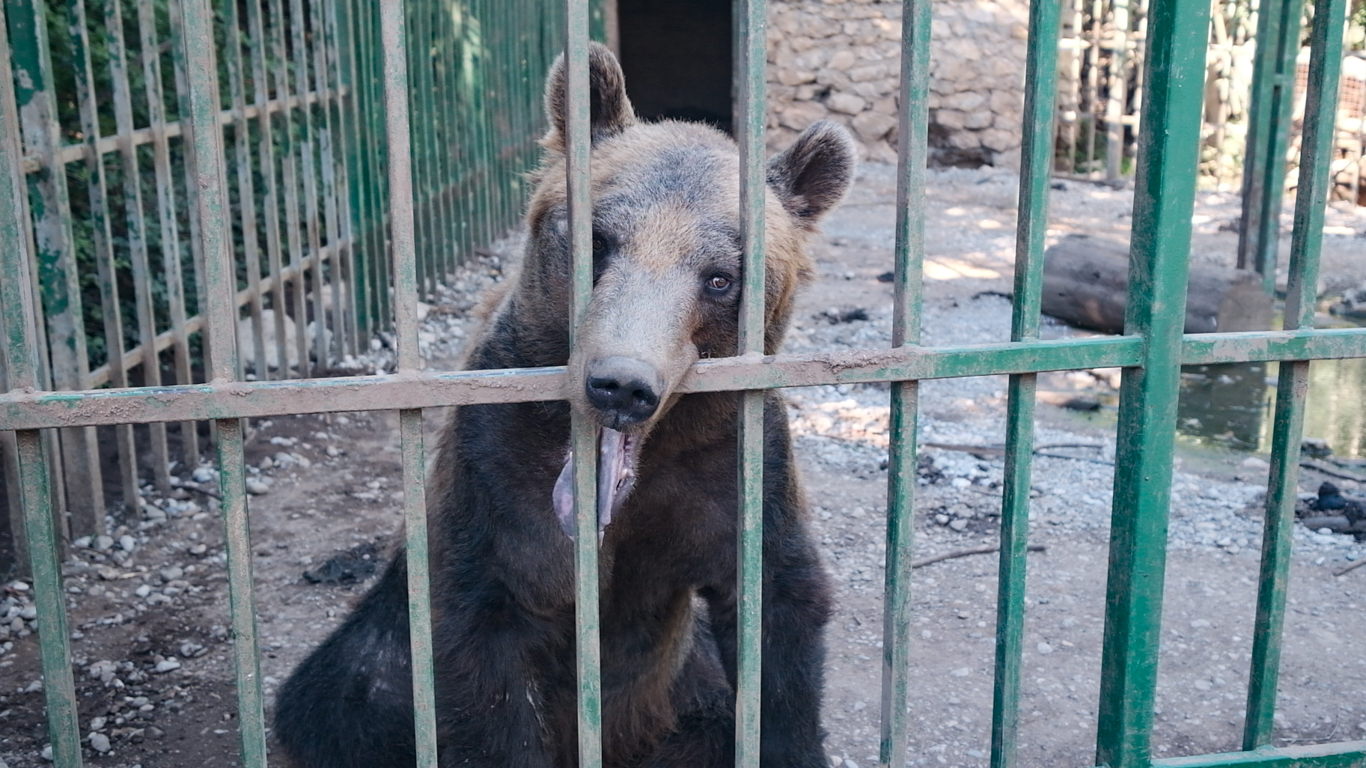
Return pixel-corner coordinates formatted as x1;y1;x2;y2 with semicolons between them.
617;0;734;134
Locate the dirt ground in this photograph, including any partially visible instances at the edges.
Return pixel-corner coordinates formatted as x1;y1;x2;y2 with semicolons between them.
2;163;1366;768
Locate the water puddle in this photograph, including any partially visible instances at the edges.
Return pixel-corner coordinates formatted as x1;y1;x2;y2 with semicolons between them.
1177;320;1366;459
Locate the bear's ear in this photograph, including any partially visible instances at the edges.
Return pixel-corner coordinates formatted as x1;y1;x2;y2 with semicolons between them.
543;42;636;152
766;121;856;226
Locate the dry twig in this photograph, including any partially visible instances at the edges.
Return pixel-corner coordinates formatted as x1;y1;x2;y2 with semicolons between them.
911;544;1046;569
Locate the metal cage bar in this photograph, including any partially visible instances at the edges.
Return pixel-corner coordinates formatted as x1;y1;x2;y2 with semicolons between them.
735;0;767;764
379;1;439;764
879;0;930;764
991;0;1063;763
1095;0;1211;761
1243;0;1348;749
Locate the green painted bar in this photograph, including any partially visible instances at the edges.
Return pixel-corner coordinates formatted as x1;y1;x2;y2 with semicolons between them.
2;7;82;760
1154;743;1366;768
140;0;200;471
1243;0;1346;748
1094;0;1210;758
399;410;438;766
327;0;365;349
179;0;267;759
267;0;310;377
991;0;1061;763
287;0;327;372
879;0;931;763
312;0;348;361
735;1;767;762
223;0;268;379
380;0;441;761
67;0;141;513
1235;0;1302;289
213;419;268;767
564;1;604;763
7;0;105;534
13;328;1366;431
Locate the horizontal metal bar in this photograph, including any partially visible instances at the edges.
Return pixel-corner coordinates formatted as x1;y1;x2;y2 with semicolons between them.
1153;742;1366;768
82;240;351;389
19;87;350;173
8;328;1366;430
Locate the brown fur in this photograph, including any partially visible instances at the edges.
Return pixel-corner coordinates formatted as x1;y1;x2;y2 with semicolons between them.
273;43;855;768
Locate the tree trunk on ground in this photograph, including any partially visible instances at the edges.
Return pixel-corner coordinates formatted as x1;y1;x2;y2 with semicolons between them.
1042;234;1274;335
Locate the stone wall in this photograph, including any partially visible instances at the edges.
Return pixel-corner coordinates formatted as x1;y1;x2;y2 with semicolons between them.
767;0;1030;168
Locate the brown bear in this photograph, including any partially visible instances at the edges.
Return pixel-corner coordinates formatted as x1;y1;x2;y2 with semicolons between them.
273;43;855;768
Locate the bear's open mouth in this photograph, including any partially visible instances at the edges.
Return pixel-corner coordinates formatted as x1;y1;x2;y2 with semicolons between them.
551;428;642;540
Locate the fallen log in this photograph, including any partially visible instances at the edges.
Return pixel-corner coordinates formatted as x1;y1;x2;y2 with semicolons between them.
1042;234;1274;334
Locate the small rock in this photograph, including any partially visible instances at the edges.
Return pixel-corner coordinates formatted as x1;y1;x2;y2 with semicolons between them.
951;667;971;677
41;745;53;761
90;716;106;731
192;467;216;483
154;658;181;673
245;479;271;495
135;585;152;598
1190;619;1211;629
160;566;184;581
326;445;342;458
89;732;112;753
934;514;950;526
94;535;115;552
1037;641;1054;654
119;535;137;553
1194;679;1212;691
949;519;968;532
189;544;208;556
1240;456;1269;470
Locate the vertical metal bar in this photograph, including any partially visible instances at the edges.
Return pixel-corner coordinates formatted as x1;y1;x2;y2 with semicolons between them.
1094;0;1210;760
327;0;364;352
379;1;439;763
104;0;161;494
563;1;603;764
166;0;208;361
1242;0;1345;747
7;0;105;536
269;0;309;375
245;0;291;380
67;0;140;513
991;0;1061;765
735;0;767;764
311;0;346;360
288;0;327;370
879;0;929;766
224;0;269;379
1236;0;1303;290
137;0;198;474
1;4;80;758
178;0;267;763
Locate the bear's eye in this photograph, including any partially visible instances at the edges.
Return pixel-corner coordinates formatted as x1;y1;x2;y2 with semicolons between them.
703;273;733;296
591;235;608;256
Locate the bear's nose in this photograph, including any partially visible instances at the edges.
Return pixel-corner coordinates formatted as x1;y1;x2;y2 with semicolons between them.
585;357;662;427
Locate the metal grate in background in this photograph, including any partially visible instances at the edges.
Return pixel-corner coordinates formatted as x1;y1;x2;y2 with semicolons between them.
0;0;564;568
2;1;1366;768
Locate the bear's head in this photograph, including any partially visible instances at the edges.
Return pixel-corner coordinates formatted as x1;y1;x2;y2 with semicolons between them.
518;44;854;537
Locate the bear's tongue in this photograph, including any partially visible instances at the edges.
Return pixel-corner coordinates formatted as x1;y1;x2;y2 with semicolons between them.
551;428;639;541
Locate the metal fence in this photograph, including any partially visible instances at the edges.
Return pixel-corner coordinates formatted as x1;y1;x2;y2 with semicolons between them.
2;0;1366;767
0;0;562;567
